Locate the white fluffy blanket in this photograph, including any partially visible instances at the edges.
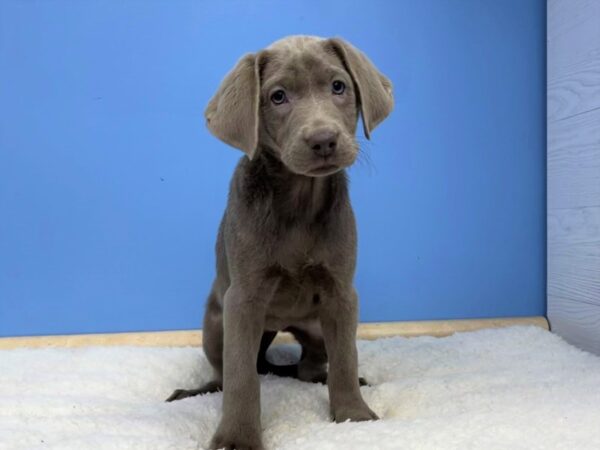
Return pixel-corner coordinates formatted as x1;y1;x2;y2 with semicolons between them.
2;326;600;449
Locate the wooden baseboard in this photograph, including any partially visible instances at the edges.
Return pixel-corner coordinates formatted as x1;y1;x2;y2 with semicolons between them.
0;316;548;350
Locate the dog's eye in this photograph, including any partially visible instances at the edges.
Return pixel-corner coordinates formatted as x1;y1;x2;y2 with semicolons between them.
332;80;345;95
270;90;287;105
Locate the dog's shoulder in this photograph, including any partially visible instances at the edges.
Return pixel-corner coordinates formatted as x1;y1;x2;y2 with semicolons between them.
229;154;274;208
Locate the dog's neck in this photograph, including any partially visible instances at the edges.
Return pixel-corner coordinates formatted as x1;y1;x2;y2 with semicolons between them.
241;150;348;226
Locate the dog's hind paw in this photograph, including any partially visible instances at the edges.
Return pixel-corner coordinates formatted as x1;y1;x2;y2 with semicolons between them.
165;380;222;402
306;373;370;387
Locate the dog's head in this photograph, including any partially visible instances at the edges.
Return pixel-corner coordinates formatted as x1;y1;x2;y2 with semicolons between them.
205;36;393;177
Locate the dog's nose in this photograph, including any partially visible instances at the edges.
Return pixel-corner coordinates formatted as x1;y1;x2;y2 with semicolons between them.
307;129;338;157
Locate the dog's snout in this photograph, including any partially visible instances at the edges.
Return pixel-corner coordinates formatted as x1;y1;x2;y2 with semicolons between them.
306;129;338;157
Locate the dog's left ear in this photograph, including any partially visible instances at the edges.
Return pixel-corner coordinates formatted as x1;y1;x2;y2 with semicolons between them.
205;52;263;159
327;38;393;139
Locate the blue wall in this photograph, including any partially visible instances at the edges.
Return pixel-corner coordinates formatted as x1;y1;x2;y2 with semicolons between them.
0;0;546;337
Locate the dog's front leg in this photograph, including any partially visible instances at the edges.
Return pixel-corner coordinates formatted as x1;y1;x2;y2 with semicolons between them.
319;287;379;423
210;283;268;450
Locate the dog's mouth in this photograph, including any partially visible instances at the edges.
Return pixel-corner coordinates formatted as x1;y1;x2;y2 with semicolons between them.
306;164;340;177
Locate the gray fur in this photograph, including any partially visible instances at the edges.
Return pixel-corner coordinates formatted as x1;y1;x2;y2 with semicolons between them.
167;35;393;450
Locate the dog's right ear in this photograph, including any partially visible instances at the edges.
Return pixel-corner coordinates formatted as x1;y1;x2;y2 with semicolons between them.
205;53;262;159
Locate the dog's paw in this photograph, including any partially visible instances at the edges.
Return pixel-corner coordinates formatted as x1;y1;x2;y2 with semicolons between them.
209;435;264;450
165;381;222;402
209;425;263;450
165;389;196;402
301;371;370;387
332;401;379;423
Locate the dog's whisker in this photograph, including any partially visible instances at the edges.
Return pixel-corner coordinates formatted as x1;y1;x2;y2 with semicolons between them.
353;143;376;175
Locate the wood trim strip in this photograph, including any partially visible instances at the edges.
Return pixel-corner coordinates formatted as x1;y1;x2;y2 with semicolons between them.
0;316;549;350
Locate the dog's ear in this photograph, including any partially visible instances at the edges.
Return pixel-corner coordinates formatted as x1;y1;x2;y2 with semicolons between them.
327;38;393;139
205;53;262;159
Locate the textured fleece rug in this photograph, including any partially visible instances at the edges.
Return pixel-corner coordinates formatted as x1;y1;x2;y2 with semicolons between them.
2;326;600;450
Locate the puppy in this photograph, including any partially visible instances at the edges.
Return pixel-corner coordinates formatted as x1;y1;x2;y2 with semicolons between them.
168;35;393;450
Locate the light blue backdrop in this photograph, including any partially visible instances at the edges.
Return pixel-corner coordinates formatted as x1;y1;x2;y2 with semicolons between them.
0;0;546;337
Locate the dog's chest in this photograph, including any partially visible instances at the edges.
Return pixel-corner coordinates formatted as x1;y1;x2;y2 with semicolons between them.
271;223;325;262
264;228;337;328
264;263;331;328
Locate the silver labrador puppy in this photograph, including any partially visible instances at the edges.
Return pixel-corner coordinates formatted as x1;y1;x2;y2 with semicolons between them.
167;35;393;450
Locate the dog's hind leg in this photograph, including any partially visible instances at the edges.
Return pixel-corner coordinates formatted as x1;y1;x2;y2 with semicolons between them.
289;326;369;386
166;288;224;402
256;330;299;378
254;327;368;385
286;326;329;383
